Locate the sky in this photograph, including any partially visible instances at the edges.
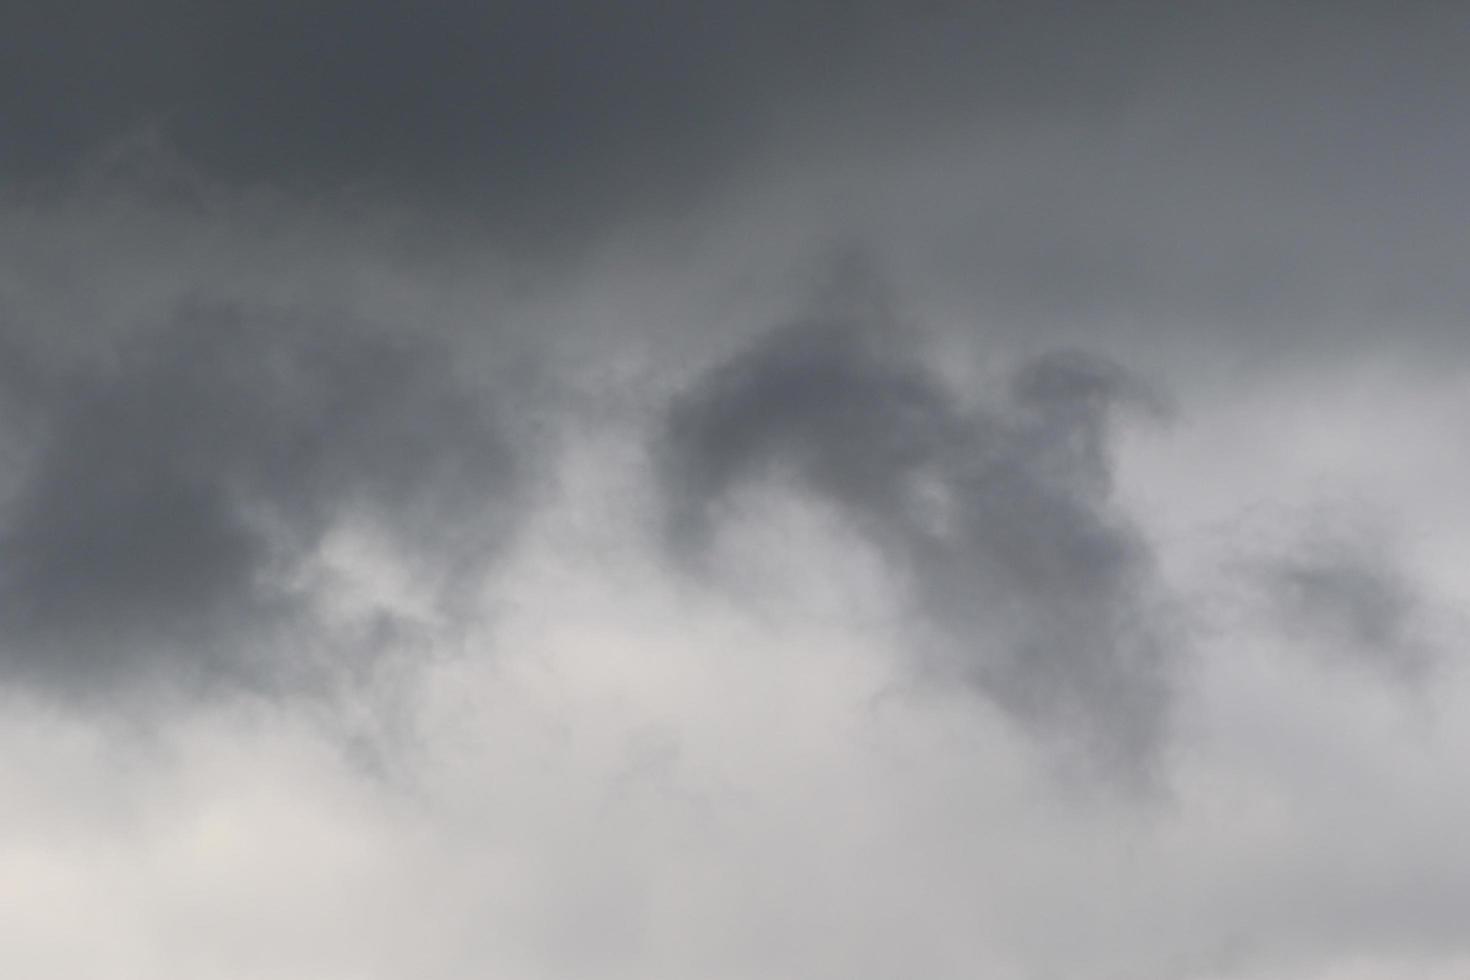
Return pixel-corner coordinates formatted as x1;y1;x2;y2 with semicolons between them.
3;2;1470;978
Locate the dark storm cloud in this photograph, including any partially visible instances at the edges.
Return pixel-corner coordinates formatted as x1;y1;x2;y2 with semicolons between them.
8;0;1467;279
0;302;515;697
658;317;1171;769
0;0;1164;239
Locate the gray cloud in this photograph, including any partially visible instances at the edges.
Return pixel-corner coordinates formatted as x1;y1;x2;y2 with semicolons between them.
1260;534;1437;682
658;316;1171;772
5;4;1470;976
0;301;515;699
0;0;1167;247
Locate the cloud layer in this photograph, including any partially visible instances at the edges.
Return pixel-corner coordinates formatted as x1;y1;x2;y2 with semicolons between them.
3;2;1470;978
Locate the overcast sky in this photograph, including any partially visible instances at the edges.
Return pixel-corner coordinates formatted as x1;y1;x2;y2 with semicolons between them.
4;3;1470;978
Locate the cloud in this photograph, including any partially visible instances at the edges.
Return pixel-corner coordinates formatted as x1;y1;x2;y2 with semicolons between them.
657;314;1172;772
5;3;1470;976
0;299;515;699
0;0;1167;249
1255;529;1439;682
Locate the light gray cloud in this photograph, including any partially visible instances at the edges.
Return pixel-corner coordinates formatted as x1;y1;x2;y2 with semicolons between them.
658;316;1172;772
